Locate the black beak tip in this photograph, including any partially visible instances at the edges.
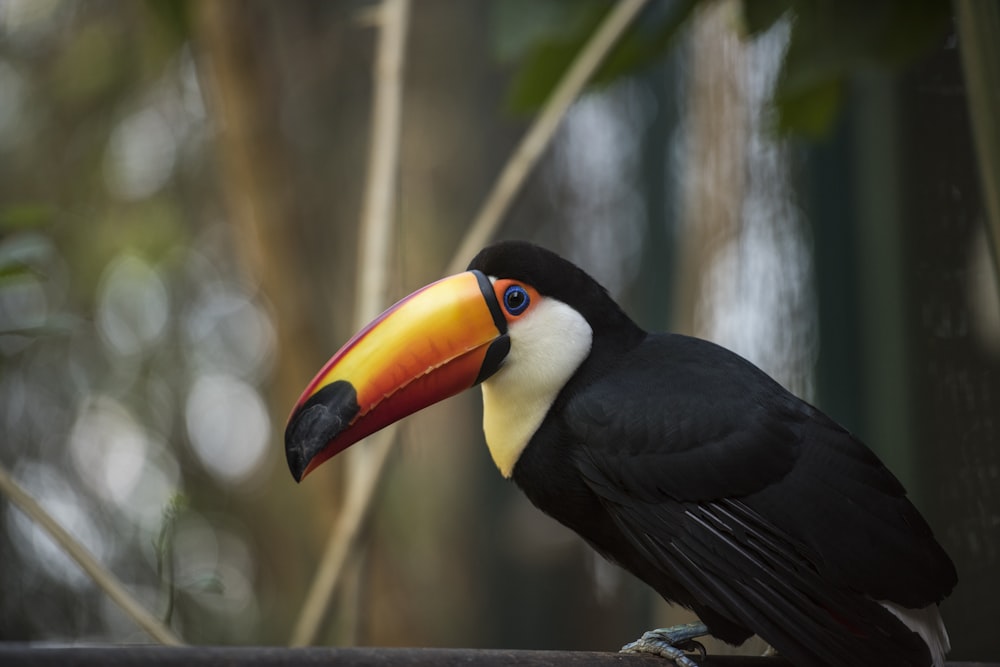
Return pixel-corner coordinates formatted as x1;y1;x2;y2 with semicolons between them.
284;412;318;483
284;380;361;483
284;434;308;483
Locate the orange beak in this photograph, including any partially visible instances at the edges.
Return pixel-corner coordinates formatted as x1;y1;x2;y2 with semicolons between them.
284;270;509;481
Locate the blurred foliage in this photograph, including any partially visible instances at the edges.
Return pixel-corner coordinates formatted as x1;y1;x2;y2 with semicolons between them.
496;0;698;113
0;0;268;644
751;0;953;137
503;0;952;137
0;206;74;342
143;0;191;45
153;493;186;625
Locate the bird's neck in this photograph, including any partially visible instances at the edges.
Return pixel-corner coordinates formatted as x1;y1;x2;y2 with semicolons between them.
480;298;594;477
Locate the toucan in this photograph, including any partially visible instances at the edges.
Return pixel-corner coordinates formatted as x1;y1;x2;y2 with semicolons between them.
285;240;957;667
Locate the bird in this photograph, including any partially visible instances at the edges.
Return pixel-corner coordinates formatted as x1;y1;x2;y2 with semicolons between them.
285;240;957;667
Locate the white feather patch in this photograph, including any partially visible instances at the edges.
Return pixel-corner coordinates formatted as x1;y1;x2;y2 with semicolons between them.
880;600;950;667
480;297;592;478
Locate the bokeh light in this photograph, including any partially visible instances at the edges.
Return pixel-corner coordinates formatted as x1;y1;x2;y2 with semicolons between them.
96;255;170;358
185;373;270;484
104;109;178;201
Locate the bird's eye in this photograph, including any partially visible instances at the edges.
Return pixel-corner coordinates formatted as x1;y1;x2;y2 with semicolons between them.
503;285;530;316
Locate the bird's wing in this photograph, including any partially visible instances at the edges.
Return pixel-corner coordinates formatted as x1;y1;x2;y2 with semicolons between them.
565;334;953;666
565;333;818;506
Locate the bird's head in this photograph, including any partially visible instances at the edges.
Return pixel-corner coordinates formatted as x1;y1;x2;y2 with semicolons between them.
284;240;642;481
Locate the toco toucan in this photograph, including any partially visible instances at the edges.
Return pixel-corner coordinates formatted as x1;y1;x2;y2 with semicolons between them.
285;240;957;667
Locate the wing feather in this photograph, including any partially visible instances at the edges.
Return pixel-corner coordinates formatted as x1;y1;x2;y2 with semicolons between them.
563;334;955;667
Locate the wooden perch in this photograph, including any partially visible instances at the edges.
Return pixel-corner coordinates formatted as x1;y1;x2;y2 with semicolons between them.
0;646;992;667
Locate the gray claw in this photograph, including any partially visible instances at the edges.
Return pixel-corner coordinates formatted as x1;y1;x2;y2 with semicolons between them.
620;622;709;667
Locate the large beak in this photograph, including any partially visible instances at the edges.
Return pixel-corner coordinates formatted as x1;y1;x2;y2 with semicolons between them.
285;270;509;481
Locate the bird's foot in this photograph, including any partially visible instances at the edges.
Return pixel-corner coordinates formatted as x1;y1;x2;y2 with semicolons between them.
621;622;709;667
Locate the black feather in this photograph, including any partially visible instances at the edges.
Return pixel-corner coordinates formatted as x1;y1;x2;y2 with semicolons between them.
476;241;956;667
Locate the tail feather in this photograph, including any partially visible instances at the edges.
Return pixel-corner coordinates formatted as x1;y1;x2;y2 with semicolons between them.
881;601;951;667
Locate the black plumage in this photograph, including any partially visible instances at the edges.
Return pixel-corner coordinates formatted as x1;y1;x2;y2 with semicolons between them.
469;241;957;667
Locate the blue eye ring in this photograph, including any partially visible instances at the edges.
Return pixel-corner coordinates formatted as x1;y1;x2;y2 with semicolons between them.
503;285;530;316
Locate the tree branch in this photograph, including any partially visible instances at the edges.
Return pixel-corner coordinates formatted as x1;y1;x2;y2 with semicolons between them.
288;0;653;646
956;0;1000;298
289;0;411;647
446;0;652;275
0;463;183;646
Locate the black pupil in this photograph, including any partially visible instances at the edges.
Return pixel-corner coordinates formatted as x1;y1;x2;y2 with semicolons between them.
506;288;525;310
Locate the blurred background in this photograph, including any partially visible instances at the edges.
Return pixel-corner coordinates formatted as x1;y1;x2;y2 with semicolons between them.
0;0;997;661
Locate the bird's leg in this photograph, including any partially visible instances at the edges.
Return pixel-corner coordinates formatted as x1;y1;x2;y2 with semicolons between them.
621;622;709;667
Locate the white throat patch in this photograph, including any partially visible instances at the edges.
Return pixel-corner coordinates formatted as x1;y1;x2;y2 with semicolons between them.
480;295;593;478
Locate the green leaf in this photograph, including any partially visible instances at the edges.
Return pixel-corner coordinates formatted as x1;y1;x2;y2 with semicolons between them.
154;493;187;625
505;0;698;114
0;233;55;280
505;1;608;114
740;0;793;37
775;76;843;139
143;0;191;43
0;205;56;231
491;0;590;65
771;0;951;137
188;574;226;596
